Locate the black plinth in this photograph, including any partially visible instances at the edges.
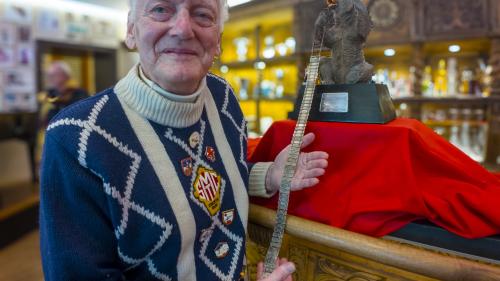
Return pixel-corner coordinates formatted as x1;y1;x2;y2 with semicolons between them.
288;83;396;124
388;220;500;262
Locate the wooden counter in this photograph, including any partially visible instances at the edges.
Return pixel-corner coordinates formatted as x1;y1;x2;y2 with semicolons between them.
246;204;500;281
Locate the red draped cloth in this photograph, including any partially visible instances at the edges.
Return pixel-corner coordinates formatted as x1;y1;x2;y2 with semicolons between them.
248;118;500;238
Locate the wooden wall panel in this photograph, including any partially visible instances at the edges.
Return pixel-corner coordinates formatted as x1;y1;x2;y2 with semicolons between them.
418;0;490;40
293;0;325;53
366;0;417;45
491;0;500;35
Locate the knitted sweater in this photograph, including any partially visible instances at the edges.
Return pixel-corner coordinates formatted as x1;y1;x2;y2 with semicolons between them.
39;65;272;281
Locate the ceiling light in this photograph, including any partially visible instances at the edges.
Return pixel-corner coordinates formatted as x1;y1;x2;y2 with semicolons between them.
384;49;396;57
449;45;461;53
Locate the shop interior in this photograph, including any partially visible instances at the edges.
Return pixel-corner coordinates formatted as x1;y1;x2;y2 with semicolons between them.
0;0;499;280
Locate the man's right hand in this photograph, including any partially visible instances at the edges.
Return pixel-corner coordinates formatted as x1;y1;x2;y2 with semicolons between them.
256;258;295;281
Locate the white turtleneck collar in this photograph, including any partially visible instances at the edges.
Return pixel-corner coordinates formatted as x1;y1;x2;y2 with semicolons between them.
114;64;207;128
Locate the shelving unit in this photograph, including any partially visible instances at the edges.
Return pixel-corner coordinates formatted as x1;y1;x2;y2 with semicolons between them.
216;0;500;165
211;5;298;134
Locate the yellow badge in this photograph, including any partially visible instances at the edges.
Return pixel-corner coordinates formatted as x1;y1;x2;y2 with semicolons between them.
193;167;221;216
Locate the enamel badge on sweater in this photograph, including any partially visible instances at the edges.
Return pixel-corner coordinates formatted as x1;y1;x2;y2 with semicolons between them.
193;166;221;216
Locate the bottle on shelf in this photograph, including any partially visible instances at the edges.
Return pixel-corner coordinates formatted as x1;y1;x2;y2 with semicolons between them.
422;66;434;97
275;69;285;98
447;58;458;96
434;59;447;97
234;37;250;62
459;69;473;95
239;78;249;100
471;108;486;161
448;108;461;149
262;36;276;59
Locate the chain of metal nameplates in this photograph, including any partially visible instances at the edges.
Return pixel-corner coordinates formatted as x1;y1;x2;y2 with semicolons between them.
262;38;324;276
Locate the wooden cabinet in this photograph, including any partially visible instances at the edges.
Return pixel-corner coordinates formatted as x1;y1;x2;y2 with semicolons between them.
247;204;500;281
417;0;491;40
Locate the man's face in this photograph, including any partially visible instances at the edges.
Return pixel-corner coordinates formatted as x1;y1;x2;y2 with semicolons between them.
46;66;68;90
126;0;221;95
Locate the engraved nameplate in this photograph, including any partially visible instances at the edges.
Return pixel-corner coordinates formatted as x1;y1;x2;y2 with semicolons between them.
320;92;349;113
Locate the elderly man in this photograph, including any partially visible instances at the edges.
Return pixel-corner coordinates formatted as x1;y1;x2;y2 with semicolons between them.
39;0;328;280
38;61;88;127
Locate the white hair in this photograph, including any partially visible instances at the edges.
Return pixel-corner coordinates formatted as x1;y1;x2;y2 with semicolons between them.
51;61;72;78
128;0;229;31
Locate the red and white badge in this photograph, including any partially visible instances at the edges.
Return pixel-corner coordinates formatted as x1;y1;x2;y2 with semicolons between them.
222;209;235;225
181;157;193;177
205;146;216;162
214;242;229;259
193;166;221;216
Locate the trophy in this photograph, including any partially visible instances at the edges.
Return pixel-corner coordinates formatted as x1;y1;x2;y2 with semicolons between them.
264;0;397;276
289;0;396;124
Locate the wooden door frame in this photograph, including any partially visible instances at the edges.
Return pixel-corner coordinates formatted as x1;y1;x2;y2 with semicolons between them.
35;40;117;93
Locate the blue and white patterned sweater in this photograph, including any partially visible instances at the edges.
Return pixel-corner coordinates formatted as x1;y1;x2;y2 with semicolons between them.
40;66;271;281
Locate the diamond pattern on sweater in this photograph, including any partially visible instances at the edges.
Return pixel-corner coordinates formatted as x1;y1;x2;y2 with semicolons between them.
208;73;248;171
199;218;243;281
164;120;227;218
163;117;244;280
47;95;173;280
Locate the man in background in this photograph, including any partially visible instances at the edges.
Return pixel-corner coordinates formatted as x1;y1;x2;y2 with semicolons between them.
38;61;88;126
36;61;88;180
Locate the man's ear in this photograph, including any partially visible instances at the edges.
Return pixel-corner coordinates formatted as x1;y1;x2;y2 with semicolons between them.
125;11;137;50
215;33;222;57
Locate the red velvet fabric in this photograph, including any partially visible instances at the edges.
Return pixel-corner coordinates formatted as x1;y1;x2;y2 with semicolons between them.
248;118;500;238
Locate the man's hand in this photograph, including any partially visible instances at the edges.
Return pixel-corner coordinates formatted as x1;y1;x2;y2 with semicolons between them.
266;132;329;195
256;258;295;281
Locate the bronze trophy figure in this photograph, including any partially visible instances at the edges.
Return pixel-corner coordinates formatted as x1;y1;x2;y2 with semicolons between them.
289;0;396;124
317;0;374;84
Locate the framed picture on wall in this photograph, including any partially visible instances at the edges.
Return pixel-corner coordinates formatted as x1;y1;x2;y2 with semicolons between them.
2;90;37;112
16;44;33;66
36;9;62;39
64;12;93;42
4;68;34;92
0;46;15;68
92;19;116;39
0;23;15;45
18;25;31;42
4;3;33;24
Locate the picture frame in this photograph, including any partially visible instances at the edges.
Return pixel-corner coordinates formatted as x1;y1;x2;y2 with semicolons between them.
0;46;15;68
35;8;63;39
16;44;33;66
0;22;15;45
4;3;33;25
4;67;34;92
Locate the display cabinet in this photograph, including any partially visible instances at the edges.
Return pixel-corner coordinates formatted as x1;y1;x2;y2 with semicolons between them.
219;0;500;165
212;5;298;134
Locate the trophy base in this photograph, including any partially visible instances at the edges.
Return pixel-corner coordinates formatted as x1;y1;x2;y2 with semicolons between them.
288;83;396;124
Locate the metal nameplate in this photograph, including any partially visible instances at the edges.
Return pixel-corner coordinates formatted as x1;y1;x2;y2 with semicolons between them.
320;92;349;113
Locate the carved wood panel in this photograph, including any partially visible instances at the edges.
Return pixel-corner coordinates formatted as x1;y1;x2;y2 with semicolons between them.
420;0;490;39
366;0;415;45
492;0;500;34
293;0;325;53
285;239;433;281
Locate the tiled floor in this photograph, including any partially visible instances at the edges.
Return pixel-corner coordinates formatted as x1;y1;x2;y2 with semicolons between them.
0;230;43;281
